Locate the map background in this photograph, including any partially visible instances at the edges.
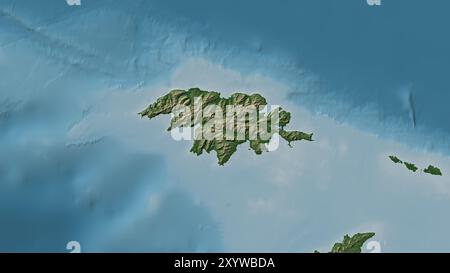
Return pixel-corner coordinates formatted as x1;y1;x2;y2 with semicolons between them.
1;0;450;252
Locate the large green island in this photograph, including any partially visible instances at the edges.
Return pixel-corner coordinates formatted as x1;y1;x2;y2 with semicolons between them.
139;88;313;165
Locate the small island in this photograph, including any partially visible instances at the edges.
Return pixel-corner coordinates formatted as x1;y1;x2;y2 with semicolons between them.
315;232;375;253
424;165;443;176
389;155;442;176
